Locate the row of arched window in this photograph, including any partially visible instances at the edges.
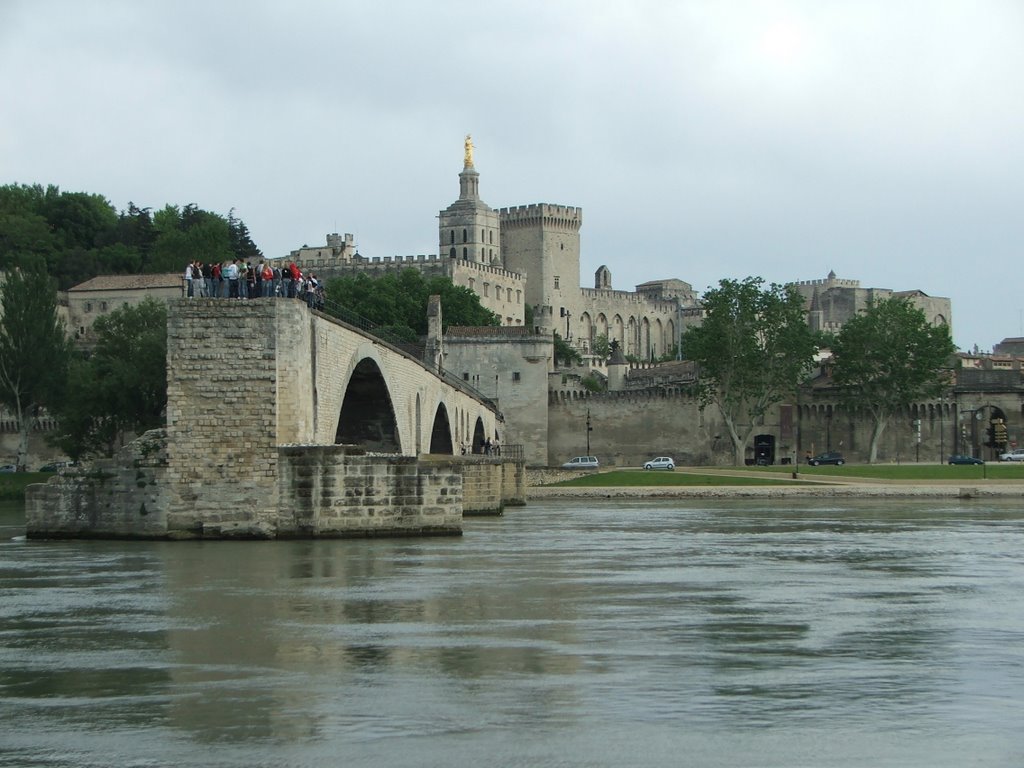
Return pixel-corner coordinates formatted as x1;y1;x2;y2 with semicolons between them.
578;312;677;361
447;228;496;245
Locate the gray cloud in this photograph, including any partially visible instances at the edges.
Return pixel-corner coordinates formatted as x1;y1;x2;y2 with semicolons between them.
3;0;1022;349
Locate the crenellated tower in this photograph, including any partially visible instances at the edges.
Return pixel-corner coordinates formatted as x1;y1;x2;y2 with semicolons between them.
498;203;583;336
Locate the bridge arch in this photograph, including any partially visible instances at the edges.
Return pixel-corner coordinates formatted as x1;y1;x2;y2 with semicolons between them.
335;357;402;452
472;417;486;453
429;402;454;454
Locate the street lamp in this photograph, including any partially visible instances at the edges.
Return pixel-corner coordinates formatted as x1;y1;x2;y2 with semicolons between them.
939;398;945;462
586;409;593;455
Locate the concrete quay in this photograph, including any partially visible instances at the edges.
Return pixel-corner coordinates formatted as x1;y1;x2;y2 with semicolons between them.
527;467;1024;500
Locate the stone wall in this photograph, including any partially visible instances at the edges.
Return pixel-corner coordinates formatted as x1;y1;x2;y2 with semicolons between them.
548;387;1024;467
276;446;462;537
26;429;168;539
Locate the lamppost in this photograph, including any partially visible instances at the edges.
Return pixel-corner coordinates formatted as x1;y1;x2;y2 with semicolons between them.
939;398;945;462
914;418;921;462
826;409;832;452
586;410;593;455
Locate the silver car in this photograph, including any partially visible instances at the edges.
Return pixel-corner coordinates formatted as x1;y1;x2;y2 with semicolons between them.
998;449;1024;462
643;456;675;470
562;456;599;469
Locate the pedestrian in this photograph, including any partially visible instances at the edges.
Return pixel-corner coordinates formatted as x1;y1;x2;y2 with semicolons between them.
184;261;194;297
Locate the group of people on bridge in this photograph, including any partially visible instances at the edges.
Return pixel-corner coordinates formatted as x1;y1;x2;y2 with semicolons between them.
184;259;324;309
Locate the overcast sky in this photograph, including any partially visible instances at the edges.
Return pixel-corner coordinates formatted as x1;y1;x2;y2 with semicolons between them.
2;0;1021;350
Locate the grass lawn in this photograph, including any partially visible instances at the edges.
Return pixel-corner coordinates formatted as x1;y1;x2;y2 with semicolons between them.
549;470;803;487
0;472;52;501
745;463;1020;480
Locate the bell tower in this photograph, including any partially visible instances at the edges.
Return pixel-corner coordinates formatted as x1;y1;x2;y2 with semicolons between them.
438;135;501;266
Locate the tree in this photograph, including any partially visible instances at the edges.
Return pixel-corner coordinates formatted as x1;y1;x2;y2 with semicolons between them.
830;297;955;463
49;298;168;459
682;277;818;465
553;332;582;367
323;269;499;333
592;333;611;364
0;266;72;469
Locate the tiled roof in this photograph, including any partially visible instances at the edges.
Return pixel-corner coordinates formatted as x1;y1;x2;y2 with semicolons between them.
445;325;536;338
69;273;181;292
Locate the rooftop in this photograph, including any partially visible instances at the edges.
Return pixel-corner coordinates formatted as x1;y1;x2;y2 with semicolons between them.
69;273;181;292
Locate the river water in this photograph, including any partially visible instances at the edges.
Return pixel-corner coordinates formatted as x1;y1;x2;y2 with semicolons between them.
2;498;1023;767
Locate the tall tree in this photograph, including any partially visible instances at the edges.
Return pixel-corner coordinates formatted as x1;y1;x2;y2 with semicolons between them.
0;267;72;469
682;277;818;465
227;208;263;261
830;297;955;463
49;298;168;459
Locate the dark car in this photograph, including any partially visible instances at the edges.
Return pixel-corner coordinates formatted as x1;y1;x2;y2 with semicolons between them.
948;454;984;465
807;451;845;466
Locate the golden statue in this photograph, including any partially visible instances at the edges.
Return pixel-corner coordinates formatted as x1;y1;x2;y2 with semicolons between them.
464;134;474;168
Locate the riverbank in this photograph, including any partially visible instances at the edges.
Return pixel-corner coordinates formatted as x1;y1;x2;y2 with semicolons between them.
526;467;1024;499
528;484;1024;499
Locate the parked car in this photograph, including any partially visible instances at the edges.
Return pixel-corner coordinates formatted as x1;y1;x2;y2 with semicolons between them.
0;464;16;473
948;454;984;465
999;449;1024;462
807;451;845;466
562;456;599;469
643;456;675;470
38;461;74;472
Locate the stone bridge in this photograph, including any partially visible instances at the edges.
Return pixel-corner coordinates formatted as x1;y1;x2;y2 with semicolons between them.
166;298;503;458
27;299;521;540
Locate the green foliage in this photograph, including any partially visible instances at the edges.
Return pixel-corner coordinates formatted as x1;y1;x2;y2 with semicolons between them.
830;297;956;463
148;204;234;273
48;298;168;459
554;332;583;367
580;373;605;392
323;269;499;334
592;333;611;363
681;277;817;465
0;184;260;289
0;472;52;500
0;265;72;469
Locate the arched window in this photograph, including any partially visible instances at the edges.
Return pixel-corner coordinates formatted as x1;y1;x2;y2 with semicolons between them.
450;230;455;244
462;228;467;243
449;247;456;259
463;247;468;259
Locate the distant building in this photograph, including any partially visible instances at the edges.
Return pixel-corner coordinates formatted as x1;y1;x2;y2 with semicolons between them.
287;137;696;360
789;270;952;335
66;273;181;344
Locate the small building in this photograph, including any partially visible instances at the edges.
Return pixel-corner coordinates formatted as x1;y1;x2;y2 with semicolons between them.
67;273;182;344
